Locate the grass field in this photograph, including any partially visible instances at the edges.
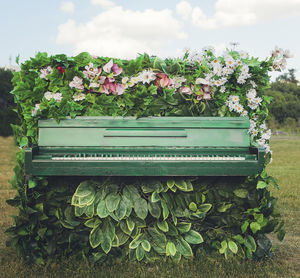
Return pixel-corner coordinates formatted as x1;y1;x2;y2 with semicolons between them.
0;136;299;278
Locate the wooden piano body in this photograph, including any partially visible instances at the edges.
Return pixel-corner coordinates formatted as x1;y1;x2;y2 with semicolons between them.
25;117;265;176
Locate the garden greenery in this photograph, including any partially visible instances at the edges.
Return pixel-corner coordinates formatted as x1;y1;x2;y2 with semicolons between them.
6;46;289;264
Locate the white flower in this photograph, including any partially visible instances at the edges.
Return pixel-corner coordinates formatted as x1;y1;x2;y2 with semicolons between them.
234;104;244;114
222;66;234;76
257;138;266;147
225;56;236;68
220;86;226;93
237;77;247;84
202;46;215;54
69;76;84;90
239;51;248;59
122;77;129;84
229;95;239;103
247;89;256;98
260;122;267;130
40;66;53;80
241;110;248;117
139;69;156;84
44;91;53;101
250;80;257;88
73;93;85;101
90;82;100;88
253;97;262;105
248;102;258;110
32;103;41;116
195;77;209;85
261;129;271;140
53;93;63;102
241;64;249;73
283;49;293;59
171;76;186;89
251;129;259;136
131;76;140;84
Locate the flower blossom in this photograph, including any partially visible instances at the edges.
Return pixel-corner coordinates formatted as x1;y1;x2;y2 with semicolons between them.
170;76;186;89
73;92;86;101
138;69;156;84
40;66;53;80
32;104;41;116
83;63;102;79
69;76;84;90
103;59;123;76
44;92;62;102
155;73;172;88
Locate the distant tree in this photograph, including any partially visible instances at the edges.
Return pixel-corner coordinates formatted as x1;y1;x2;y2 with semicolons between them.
276;68;298;84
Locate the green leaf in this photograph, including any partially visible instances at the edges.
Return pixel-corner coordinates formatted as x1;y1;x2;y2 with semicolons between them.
97;200;109;218
141;240;151;252
219;240;227;254
175;179;188;191
228;240;238;254
129;234;142;249
233;188;248;198
241;221;249;233
157;220;169;232
74;181;95;197
189;202;197;212
115;198;127;220
167;179;175;189
197;203;212;213
148;201;161;219
123;185;140;202
244;235;256;252
161;200;169;220
126;217;135;232
105;193;121;212
166;241;176;256
136;245;145;261
134;198;148;220
28;178;37;189
101;235;112;254
250;222;261;234
176;238;193;257
20;137;28;147
277;229;286;241
89;226;103;249
257;181;267;189
184;230;203;244
151;191;160;203
186;180;193;192
177;222;191;234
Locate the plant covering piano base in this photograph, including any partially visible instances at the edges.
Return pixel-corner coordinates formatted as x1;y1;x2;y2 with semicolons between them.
7;48;287;264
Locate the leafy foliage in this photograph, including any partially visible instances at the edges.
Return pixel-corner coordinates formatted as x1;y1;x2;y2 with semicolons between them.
6;50;285;264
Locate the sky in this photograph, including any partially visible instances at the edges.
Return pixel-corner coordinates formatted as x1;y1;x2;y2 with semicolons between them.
1;0;300;79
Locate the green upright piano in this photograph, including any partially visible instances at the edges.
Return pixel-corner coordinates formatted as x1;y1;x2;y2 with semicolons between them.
25;117;265;177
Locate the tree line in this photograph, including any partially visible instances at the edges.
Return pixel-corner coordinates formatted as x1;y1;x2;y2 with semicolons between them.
0;67;299;136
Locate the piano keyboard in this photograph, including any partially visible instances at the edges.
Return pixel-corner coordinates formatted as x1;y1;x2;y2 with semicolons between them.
52;154;246;161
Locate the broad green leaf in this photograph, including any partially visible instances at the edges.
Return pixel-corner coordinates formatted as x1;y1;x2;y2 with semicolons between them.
257;181;267;189
85;203;94;218
123;185;140;202
189;202;197;212
244;235;256;252
115;198;127;220
228;240;238;254
166;223;178;236
177;222;191;234
97;199;109;218
78;193;95;207
186;180;193;192
233;234;244;244
134;198;148;220
197;203;212;213
28;178;37;189
105;193;121;212
161;200;169;220
233;189;248;198
217;203;232;213
176;238;193;257
112;234;120;247
116;229;130;246
151;191;160;203
184;230;203;244
147;228;167;248
277;229;286;241
136;245;145;261
148;200;161;219
120;220;132;235
166;241;176;256
75;181;95;197
175;179;188;191
101;235;112;254
75;206;86;217
157;220;169;232
89;226;103;249
241;220;249;233
250;222;261;234
84;218;101;229
167;179;175;189
141;240;151;252
129;234;142;249
126;217;135;232
219;240;227;254
20;137;28;147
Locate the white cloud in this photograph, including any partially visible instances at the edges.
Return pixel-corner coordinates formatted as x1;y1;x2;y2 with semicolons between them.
176;0;300;29
91;0;116;9
57;5;187;58
60;1;75;14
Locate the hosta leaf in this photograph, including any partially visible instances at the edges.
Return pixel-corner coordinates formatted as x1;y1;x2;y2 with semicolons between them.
115;198;127;220
89;226;103;249
75;181;95;198
228;240;238;254
85;203;94;218
161;200;169;220
177;222;191;234
123;185;140;202
129;234;142;249
176;238;193;257
148;200;161;219
166;223;178;236
189;202;197;212
134;198;148;220
120;220;132;235
101;235;112;254
157;220;169;232
250;222;261;234
186;180;193;192
116;229;130;246
147;228;167;248
126;217;135;232
112;234;120;247
241;220;249;233
136;245;145;261
167;179;175;189
151;191;160;203
75;206;86;217
78;193;95;207
166;241;176;256
244;235;256;252
257;180;267;189
175;179;188;191
105;193;121;212
184;230;204;244
233;188;248;198
141;240;151;252
197;203;212;213
97;200;109;218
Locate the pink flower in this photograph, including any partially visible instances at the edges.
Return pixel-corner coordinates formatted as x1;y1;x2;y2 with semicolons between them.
155;73;172;88
181;86;193;95
112;63;123;76
98;76;106;84
115;83;125;95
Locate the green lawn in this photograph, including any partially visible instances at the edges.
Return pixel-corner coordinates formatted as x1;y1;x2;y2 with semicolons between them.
0;136;299;278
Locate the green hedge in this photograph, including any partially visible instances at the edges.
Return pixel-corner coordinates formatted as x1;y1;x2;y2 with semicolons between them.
6;48;288;264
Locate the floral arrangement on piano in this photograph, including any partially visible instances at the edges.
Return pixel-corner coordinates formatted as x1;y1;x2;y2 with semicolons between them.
7;46;290;264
